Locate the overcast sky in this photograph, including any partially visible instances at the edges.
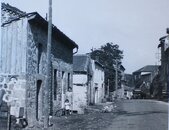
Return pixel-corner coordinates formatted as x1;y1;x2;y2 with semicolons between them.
2;0;169;73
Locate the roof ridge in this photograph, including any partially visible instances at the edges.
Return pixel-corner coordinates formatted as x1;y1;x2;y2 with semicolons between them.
133;65;159;73
2;3;26;16
2;3;78;48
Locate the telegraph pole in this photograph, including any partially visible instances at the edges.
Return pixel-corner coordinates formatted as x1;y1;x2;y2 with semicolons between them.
167;28;169;97
107;79;109;97
115;60;118;96
44;0;52;128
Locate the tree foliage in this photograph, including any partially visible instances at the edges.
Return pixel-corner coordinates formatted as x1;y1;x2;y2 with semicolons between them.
90;42;123;92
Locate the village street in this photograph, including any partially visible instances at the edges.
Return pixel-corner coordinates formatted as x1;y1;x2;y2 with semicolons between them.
47;99;168;130
0;99;168;130
107;100;168;130
1;2;169;130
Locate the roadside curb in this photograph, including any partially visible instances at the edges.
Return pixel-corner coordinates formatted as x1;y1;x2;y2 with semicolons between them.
143;99;169;106
155;100;168;106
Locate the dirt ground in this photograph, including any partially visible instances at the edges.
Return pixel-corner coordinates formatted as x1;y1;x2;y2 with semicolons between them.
50;112;118;130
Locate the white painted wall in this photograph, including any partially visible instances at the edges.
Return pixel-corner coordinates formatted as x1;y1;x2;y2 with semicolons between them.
73;74;88;114
73;74;87;84
1;18;28;75
73;84;87;114
91;60;105;104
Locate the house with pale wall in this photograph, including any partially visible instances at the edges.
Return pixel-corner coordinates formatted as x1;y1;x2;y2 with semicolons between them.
72;54;105;114
72;55;93;114
0;3;78;128
91;60;105;104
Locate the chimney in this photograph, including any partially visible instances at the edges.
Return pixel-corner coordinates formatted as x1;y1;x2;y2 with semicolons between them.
167;28;169;34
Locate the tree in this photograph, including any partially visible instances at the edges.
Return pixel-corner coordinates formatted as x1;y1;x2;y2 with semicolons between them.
90;42;123;92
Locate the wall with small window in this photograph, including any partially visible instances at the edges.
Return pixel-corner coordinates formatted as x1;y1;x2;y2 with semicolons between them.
51;58;73;112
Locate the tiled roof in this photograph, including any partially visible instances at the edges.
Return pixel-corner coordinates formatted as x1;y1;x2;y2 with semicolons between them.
133;65;159;74
73;55;92;75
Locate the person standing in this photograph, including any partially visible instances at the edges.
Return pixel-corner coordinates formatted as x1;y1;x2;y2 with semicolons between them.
65;87;73;114
64;99;71;115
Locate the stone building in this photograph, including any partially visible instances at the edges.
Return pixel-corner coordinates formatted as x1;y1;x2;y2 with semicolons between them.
157;28;169;98
72;54;105;114
0;3;78;128
133;65;159;98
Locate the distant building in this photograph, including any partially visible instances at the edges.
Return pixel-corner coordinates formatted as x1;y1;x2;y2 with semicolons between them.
122;74;134;99
132;65;159;98
0;3;78;128
124;74;134;88
72;55;105;114
112;65;133;99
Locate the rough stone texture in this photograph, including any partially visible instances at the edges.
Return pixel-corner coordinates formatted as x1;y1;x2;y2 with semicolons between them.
52;57;73;111
25;22;74;127
1;8;75;129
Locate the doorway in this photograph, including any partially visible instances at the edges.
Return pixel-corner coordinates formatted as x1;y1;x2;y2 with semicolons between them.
36;80;42;120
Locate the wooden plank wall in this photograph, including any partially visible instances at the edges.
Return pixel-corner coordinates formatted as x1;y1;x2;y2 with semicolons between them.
0;18;27;75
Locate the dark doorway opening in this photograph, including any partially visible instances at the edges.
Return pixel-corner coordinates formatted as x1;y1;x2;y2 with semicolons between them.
36;80;42;120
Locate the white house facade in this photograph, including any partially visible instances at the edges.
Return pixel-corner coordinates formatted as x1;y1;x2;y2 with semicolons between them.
91;60;105;104
72;55;92;114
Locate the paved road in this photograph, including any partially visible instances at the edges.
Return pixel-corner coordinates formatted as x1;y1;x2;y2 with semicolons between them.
107;100;168;130
1;100;167;130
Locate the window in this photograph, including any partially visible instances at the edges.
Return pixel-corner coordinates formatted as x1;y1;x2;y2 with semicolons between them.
62;71;64;79
54;69;57;100
67;73;70;90
62;71;65;94
37;43;43;73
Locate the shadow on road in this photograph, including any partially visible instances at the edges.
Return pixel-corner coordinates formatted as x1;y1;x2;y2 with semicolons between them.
118;110;167;116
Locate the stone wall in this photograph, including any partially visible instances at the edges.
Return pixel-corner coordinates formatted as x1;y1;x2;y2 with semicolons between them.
29;23;74;64
1;8;75;128
52;58;73;111
25;21;74;127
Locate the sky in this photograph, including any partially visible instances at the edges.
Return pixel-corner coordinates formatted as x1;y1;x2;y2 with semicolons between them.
1;0;169;73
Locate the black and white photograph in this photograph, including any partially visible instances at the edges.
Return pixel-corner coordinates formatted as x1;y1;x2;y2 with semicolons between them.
0;0;169;130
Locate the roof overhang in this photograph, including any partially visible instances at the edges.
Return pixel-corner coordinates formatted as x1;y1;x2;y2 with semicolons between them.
27;13;78;49
2;10;78;49
94;61;104;68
